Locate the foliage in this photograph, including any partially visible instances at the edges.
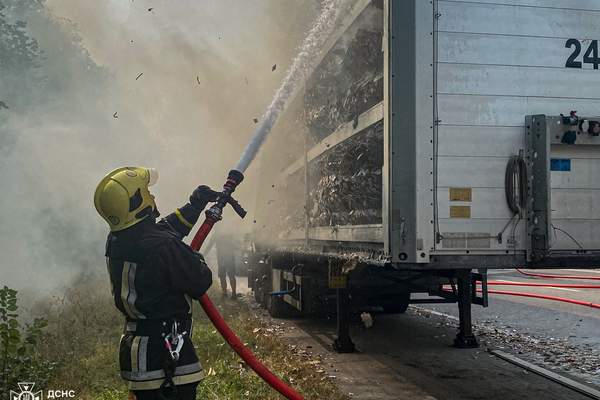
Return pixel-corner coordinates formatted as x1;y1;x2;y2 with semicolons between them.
1;279;347;400
0;2;42;71
0;286;55;399
41;282;347;400
37;275;123;398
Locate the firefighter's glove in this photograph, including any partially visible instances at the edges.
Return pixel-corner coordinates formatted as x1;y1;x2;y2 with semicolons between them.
190;185;220;211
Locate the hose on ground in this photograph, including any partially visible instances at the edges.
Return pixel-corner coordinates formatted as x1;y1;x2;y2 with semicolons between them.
443;287;600;309
191;215;304;400
516;268;600;281
198;295;304;400
487;281;600;289
477;289;600;309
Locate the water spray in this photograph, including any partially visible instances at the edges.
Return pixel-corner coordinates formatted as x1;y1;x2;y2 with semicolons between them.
190;1;347;399
235;0;345;173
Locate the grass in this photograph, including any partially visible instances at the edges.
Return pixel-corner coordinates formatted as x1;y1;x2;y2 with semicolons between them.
194;297;346;400
32;276;346;400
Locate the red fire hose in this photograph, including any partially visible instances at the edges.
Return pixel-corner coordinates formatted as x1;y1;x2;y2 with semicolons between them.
191;170;304;400
515;268;600;281
444;286;600;309
487;281;600;289
197;295;303;400
478;289;600;309
444;274;600;310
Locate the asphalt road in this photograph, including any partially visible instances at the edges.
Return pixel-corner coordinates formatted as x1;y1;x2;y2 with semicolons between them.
423;268;600;353
269;268;600;400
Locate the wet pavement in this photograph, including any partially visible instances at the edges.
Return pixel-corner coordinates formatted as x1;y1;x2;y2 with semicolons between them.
420;268;600;388
248;269;600;399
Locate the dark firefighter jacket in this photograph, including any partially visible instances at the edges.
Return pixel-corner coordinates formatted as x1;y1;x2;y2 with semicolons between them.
105;204;212;390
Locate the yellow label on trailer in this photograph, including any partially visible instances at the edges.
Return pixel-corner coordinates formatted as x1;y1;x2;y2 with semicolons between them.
449;188;472;202
329;275;347;289
450;206;471;219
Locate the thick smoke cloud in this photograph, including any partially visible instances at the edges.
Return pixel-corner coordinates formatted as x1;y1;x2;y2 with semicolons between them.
0;0;320;293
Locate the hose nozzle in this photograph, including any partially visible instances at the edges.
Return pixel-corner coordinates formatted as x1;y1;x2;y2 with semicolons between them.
217;170;245;219
226;170;244;188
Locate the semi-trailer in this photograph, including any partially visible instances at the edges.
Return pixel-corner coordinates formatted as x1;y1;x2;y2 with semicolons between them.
249;0;600;350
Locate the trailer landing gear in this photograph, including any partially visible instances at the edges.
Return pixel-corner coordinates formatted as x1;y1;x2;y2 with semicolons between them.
454;270;479;349
333;287;356;353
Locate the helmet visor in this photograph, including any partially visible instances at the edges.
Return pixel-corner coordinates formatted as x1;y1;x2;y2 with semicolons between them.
147;168;159;187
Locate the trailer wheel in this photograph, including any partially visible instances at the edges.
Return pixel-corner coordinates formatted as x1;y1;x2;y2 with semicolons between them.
254;275;269;308
267;294;295;318
254;283;265;306
381;292;410;314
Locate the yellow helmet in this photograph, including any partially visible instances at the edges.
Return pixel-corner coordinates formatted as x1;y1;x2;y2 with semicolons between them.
94;167;159;232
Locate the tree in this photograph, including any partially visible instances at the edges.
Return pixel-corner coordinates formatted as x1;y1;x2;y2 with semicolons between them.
0;2;41;72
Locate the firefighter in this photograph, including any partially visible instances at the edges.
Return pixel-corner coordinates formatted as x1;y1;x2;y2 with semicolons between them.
94;167;217;400
215;232;237;299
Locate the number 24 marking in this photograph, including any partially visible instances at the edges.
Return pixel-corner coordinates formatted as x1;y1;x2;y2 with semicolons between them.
565;39;600;69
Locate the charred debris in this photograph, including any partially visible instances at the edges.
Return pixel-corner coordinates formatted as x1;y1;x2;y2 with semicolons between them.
278;5;384;232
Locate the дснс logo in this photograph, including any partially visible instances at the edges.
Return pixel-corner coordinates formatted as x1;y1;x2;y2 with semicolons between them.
10;382;43;400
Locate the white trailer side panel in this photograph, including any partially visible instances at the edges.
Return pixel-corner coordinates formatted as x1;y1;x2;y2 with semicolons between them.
434;0;600;252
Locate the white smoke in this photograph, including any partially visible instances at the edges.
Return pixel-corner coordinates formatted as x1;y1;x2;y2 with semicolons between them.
235;0;348;173
0;0;326;294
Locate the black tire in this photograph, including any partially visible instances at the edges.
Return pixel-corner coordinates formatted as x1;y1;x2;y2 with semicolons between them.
250;255;270;308
381;292;410;314
253;282;263;304
267;294;295;318
253;274;268;308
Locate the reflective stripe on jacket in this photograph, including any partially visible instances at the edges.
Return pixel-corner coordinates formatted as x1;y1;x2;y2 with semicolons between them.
105;205;212;389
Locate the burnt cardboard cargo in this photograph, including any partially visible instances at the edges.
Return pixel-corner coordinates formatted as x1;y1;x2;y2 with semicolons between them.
308;122;383;227
273;122;384;232
255;3;385;241
303;12;383;143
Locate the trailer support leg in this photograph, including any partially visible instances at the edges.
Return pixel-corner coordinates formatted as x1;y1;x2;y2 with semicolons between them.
333;287;355;353
454;270;479;348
